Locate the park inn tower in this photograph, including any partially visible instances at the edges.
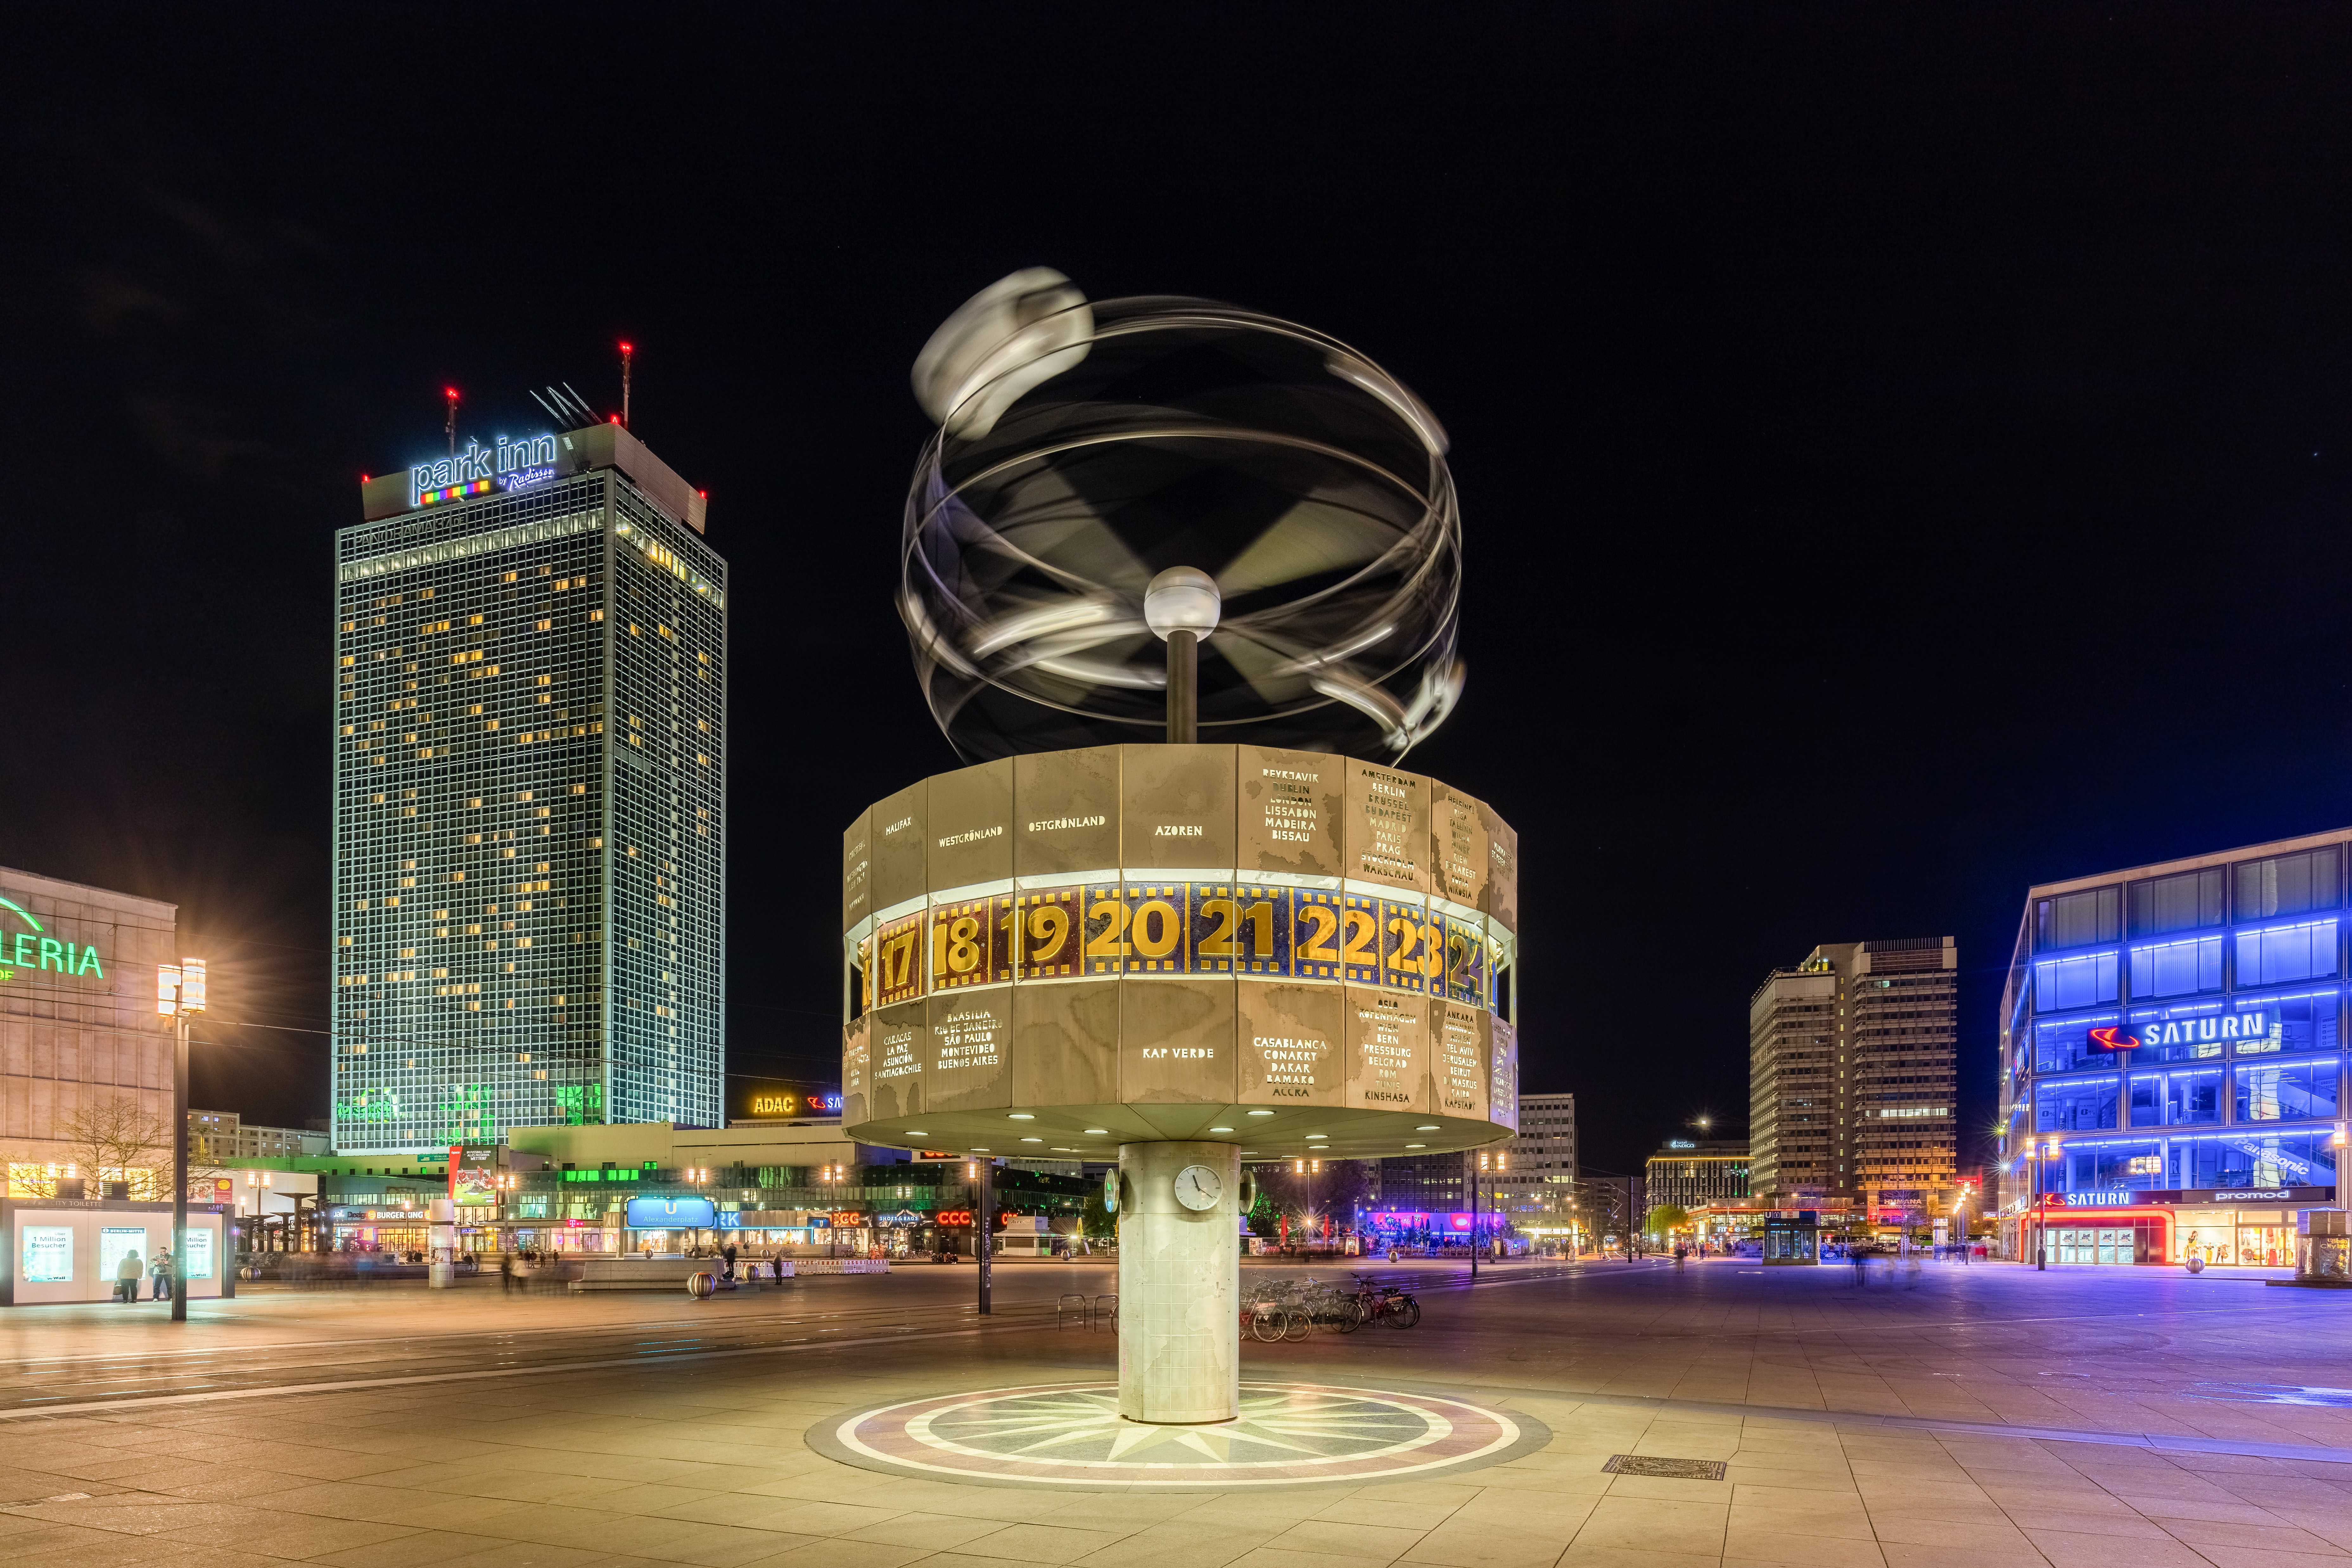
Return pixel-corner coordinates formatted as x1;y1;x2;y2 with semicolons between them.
332;421;725;1153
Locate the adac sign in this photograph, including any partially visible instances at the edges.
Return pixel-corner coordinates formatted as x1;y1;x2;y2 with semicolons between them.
0;895;105;983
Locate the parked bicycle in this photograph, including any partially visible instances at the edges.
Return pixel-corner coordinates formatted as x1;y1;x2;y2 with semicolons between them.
1351;1274;1420;1329
1246;1275;1361;1340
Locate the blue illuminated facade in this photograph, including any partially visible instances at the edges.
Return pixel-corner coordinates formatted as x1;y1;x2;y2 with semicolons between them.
1999;836;2349;1265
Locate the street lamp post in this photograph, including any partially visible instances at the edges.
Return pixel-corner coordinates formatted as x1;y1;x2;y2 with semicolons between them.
2036;1139;2058;1271
158;959;207;1322
966;1159;993;1315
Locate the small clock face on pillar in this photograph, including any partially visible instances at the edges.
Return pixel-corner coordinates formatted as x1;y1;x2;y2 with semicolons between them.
1173;1165;1223;1211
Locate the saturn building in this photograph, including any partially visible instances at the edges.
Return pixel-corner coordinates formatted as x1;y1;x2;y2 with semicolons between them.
1998;831;2349;1266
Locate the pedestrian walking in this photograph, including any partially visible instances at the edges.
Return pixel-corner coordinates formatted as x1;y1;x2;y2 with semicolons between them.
150;1248;172;1300
1850;1246;1868;1286
116;1246;143;1303
499;1252;513;1292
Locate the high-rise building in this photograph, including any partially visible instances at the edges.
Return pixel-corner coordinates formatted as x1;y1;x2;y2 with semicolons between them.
1750;938;1957;1213
1644;1138;1750;1210
1489;1091;1576;1225
333;422;725;1153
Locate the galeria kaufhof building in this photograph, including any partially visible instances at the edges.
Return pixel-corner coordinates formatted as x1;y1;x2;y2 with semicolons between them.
1999;831;2352;1267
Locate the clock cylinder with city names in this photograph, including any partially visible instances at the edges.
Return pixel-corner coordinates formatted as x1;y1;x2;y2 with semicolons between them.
839;744;1521;1163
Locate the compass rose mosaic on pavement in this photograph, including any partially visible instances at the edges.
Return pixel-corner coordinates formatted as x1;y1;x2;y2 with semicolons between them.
809;1380;1550;1490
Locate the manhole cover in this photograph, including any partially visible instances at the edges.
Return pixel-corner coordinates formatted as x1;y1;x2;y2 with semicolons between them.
1603;1454;1725;1479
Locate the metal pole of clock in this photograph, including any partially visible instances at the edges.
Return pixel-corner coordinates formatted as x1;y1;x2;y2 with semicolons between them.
1470;1151;1481;1282
1146;567;1217;744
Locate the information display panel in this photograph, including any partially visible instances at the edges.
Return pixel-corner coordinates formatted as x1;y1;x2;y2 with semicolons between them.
1490;1017;1520;1131
183;1228;215;1280
1433;785;1489;911
870;1005;923;1119
870;781;927;912
928;991;1010;1111
841;810;871;932
1344;762;1430;893
1339;892;1381;985
1380;894;1436;993
1120;977;1237;1101
928;757;1014;892
1082;880;1127;975
1435;1001;1490;1121
872;910;926;1006
1191;882;1291;975
930;894;1013;990
1346;987;1431;1112
21;1226;70;1282
99;1227;148;1286
1441;912;1488;1006
1240;980;1343;1106
1293;888;1346;980
842;1017;872;1125
1014;886;1084;979
1239;746;1344;877
1122;879;1192;973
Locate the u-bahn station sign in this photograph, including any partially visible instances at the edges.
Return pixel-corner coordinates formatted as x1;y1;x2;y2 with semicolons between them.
838;744;1521;1162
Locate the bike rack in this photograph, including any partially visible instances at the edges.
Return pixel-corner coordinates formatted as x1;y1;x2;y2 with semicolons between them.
1093;1294;1117;1332
1057;1292;1088;1329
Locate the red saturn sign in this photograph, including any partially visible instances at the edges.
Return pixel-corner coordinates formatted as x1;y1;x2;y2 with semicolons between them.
2087;1026;2140;1051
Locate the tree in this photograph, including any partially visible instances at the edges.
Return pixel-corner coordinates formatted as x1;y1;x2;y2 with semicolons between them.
1246;1186;1278;1239
1644;1203;1691;1238
63;1097;175;1199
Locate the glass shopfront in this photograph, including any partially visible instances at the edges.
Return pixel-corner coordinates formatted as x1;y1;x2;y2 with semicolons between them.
2052;1226;2135;1265
2172;1208;2301;1266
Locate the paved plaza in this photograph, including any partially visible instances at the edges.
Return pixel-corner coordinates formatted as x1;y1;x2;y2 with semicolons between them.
5;1256;2352;1567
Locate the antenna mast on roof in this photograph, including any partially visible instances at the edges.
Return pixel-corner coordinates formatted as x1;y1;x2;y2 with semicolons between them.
444;387;459;456
620;341;633;429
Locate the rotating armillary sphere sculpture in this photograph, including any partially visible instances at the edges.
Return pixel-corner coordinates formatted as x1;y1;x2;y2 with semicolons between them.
844;271;1518;1431
900;268;1466;762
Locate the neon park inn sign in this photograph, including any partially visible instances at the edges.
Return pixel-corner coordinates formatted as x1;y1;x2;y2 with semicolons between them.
0;896;105;982
2090;1010;2274;1052
410;433;561;507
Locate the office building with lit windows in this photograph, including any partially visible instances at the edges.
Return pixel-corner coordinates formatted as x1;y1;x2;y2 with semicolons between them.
333;422;725;1153
1645;1138;1750;1211
1750;938;1958;1214
1999;834;2347;1267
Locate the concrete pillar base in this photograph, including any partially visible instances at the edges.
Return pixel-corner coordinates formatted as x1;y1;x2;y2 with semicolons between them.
1117;1140;1240;1424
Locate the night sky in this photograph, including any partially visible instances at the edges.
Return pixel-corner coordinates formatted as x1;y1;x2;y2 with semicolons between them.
10;9;2352;1179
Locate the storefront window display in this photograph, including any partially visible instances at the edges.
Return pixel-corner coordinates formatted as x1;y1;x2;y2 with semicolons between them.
2050;1140;2162;1192
2236;918;2339;989
2173;1214;2298;1267
2052;1226;2135;1265
2035;950;2119;1012
2233;1060;2342;1123
2130;933;2224;999
2129;1068;2223;1125
2167;1131;2336;1190
2036;1013;2122;1074
2230;989;2339;1056
2036;1074;2121;1131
